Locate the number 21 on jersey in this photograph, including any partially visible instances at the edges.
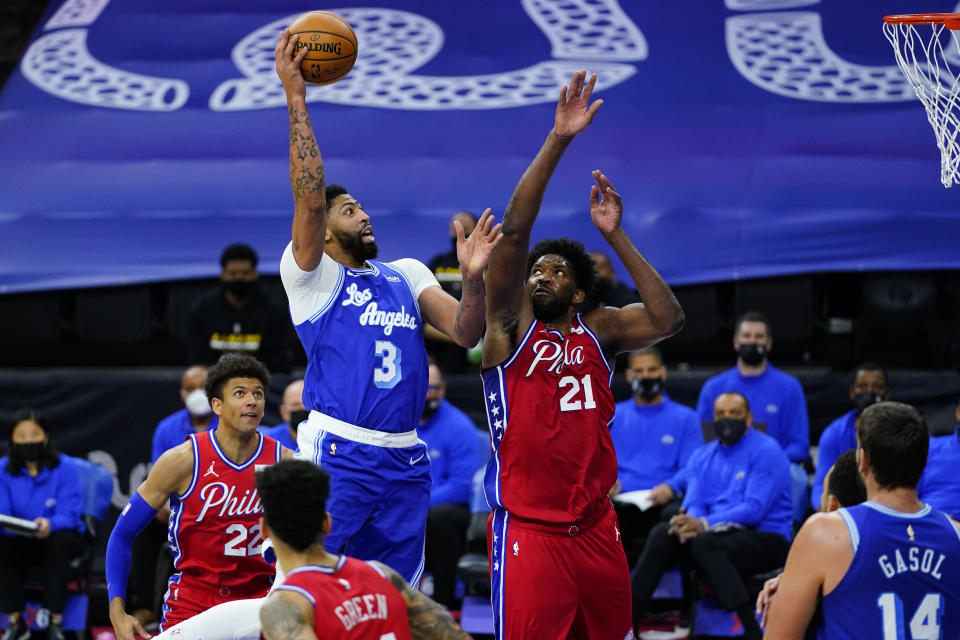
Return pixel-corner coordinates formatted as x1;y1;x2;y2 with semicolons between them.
559;374;596;412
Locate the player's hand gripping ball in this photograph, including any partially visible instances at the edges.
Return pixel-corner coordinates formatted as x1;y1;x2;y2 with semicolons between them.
288;11;358;86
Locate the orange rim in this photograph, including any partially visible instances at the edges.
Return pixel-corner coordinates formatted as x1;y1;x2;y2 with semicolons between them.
884;13;960;29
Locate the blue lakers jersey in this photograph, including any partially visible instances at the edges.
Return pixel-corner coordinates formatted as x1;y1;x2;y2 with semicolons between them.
281;246;434;434
817;501;960;640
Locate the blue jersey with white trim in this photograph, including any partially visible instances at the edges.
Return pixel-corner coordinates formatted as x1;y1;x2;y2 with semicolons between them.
291;258;429;434
817;501;960;640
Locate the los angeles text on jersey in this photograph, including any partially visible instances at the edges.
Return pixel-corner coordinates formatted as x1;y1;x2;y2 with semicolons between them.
878;545;947;580
334;592;390;631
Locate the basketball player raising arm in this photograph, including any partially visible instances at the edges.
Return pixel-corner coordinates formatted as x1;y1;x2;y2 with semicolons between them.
483;70;683;368
275;30;500;347
479;71;683;640
274;28;501;586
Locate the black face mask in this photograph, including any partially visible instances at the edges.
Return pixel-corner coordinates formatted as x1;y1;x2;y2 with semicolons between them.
713;418;747;445
223;280;255;298
421;398;441;420
852;392;884;415
738;343;767;366
630;377;664;400
14;442;45;462
288;410;309;429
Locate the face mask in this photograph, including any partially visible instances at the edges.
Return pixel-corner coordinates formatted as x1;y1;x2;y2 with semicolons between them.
713;418;747;445
288;409;309;428
853;392;884;415
738;343;767;366
630;377;664;400
185;388;212;417
14;442;45;462
223;280;254;297
422;398;441;420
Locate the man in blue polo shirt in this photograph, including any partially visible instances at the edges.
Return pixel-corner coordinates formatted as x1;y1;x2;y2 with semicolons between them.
419;360;486;610
259;379;305;453
610;347;702;563
632;392;792;640
696;311;809;523
150;365;218;463
810;363;888;510
918;398;960;518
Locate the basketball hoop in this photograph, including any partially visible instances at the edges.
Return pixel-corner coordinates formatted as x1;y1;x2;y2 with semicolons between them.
884;13;960;187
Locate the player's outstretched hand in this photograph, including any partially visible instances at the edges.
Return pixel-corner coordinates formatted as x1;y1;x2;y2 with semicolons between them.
755;573;782;628
555;70;603;139
110;609;150;640
275;30;309;98
589;170;623;236
457;208;503;283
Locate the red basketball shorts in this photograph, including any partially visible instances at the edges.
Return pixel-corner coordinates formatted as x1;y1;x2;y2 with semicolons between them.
160;575;269;631
487;501;634;639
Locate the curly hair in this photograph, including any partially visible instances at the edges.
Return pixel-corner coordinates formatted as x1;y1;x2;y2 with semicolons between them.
257;460;329;552
204;353;271;402
526;237;596;295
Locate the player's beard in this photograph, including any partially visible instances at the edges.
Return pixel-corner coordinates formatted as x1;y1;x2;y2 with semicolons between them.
332;227;378;264
531;294;571;324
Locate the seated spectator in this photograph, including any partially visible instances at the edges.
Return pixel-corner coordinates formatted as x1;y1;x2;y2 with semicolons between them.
187;243;291;373
811;362;888;510
918;398;960;518
609;347;702;563
575;250;641;314
0;409;85;640
259;379;305;452
425;211;478;373
419;360;485;610
631;392;792;640
696;311;810;524
151;366;218;463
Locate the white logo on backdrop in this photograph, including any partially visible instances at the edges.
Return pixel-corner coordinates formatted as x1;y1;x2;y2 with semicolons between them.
20;0;642;112
20;0;951;111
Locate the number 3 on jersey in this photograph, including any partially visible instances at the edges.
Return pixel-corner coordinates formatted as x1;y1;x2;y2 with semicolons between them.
374;340;402;389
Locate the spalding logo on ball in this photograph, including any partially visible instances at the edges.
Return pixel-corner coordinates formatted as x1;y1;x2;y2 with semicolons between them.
289;11;358;86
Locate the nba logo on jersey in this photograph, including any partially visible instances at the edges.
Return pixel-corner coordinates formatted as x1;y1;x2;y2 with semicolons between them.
513;541;519;556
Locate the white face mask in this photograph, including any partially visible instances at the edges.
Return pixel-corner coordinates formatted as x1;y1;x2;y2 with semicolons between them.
184;388;211;417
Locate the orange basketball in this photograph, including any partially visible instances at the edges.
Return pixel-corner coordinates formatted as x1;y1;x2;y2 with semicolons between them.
288;11;358;86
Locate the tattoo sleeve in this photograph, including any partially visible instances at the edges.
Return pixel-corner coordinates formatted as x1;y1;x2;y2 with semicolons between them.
287;104;325;203
260;594;313;640
376;563;472;640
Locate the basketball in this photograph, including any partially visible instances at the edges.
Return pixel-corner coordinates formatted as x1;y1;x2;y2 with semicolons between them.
288;11;358;86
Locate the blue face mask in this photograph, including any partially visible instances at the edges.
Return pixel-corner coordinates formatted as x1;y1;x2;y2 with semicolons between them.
713;418;747;445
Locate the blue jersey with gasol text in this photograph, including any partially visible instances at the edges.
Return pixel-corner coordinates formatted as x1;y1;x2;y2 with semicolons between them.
817;501;960;640
280;245;437;434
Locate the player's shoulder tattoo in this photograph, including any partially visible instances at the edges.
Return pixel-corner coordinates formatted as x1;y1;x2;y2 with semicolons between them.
260;592;312;640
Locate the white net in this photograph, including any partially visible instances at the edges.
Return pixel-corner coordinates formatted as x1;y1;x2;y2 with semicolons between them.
884;18;960;187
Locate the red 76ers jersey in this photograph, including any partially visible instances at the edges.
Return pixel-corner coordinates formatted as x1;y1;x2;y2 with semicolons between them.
481;314;617;524
168;431;280;594
272;557;412;640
